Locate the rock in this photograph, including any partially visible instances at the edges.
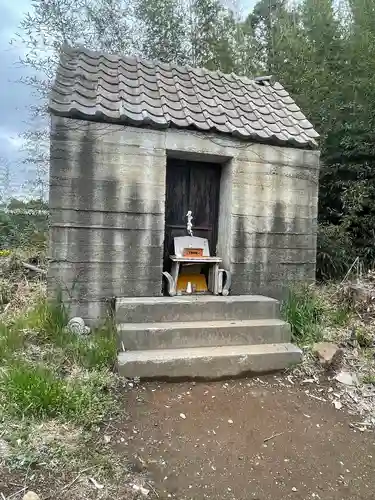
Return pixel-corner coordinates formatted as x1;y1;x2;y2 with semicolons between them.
180;413;186;419
335;371;358;386
333;400;343;410
132;484;150;496
313;342;343;369
23;493;41;500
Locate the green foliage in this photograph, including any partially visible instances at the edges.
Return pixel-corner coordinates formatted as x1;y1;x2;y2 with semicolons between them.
362;373;375;385
356;327;373;348
65;324;118;370
328;305;352;327
0;198;48;250
281;285;325;344
0;294;118;426
316;224;354;281
1;361;113;424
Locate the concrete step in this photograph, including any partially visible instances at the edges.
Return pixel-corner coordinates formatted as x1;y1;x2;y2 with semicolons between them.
117;319;291;350
116;295;280;324
117;343;302;380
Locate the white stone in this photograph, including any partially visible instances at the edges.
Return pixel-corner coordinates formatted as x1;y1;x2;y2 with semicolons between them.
333;400;343;410
23;493;41;500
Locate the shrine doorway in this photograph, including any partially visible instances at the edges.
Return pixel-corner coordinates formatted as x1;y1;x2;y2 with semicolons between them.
163;158;221;273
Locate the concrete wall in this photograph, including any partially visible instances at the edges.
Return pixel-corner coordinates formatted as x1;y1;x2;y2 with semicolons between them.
49;117;166;322
49;116;320;322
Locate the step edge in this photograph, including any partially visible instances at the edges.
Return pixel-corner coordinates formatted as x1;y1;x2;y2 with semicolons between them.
118;343;301;362
116;295;279;306
117;319;289;331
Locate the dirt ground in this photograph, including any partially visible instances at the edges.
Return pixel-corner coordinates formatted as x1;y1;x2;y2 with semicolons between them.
119;376;375;500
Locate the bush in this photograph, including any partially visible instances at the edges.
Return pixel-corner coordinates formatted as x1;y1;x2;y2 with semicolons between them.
316;223;354;281
281;284;325;345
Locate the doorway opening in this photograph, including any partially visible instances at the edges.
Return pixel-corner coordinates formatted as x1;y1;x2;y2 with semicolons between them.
163;158;221;293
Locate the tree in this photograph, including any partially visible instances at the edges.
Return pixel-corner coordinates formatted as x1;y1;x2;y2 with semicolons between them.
134;0;187;64
13;0;138;196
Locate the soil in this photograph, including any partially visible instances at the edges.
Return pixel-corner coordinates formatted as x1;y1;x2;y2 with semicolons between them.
2;376;375;499
119;376;375;500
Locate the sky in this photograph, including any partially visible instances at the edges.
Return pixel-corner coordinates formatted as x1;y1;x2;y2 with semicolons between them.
0;0;256;199
0;0;37;197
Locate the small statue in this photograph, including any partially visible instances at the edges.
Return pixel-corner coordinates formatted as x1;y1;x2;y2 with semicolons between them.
186;210;193;237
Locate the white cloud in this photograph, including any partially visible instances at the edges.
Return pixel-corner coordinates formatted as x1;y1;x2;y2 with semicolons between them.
0;127;24;151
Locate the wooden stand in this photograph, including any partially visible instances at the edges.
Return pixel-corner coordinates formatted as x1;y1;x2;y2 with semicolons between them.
168;256;222;296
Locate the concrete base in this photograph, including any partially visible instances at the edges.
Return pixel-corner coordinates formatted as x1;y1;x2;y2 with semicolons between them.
117;343;302;380
118;319;291;350
116;295;279;323
116;295;302;380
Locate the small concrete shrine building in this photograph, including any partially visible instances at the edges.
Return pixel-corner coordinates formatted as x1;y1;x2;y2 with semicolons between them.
48;45;319;378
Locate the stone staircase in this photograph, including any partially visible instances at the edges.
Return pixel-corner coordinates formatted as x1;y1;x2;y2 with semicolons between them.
116;295;302;380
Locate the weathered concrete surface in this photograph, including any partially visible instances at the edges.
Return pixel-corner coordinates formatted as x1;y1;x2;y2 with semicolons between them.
115;295;280;324
118;318;291;350
48;117;167;318
117;343;302;379
49;117;319;321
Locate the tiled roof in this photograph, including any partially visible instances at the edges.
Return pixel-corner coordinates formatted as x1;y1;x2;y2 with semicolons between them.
50;45;319;148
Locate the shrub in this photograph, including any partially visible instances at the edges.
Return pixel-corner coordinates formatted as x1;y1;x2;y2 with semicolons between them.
316;223;354;281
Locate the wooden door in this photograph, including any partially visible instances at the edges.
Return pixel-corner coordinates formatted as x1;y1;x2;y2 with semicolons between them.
164;159;221;271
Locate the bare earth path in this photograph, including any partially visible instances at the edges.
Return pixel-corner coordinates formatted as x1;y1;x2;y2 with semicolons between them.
119;376;375;500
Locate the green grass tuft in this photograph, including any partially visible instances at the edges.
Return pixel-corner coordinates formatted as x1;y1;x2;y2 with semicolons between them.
362;373;375;385
1;360;114;424
0;293;118;427
281;284;325;345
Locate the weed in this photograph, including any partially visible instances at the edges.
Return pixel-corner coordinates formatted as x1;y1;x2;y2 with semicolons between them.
328;305;352;327
66;327;118;370
362;373;375;385
1;360;114;424
281;284;325;345
0;291;118;428
356;327;373;348
0;322;25;361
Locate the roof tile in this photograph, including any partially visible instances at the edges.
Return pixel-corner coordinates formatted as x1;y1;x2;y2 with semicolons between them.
50;45;319;148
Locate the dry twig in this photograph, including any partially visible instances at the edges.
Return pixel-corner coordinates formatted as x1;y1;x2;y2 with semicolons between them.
263;432;284;443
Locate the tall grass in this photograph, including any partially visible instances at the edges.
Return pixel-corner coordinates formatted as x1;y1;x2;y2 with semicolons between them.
281;284;325;345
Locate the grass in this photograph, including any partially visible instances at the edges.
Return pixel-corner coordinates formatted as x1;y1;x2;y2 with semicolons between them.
281;284;325;345
0;292;118;427
362;373;375;385
281;283;354;346
2;361;114;423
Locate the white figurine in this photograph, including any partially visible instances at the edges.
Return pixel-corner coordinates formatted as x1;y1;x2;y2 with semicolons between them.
186;210;193;237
